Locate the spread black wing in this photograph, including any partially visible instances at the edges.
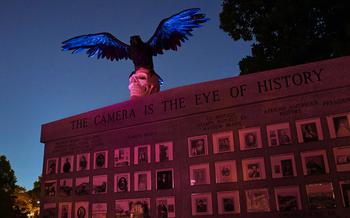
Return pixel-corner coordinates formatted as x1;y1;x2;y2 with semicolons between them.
147;8;209;55
62;32;130;61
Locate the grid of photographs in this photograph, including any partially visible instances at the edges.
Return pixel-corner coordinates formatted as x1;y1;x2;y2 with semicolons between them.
274;186;302;211
189;163;210;186
94;151;108;169
300;150;330;176
217;191;240;214
76;153;90;171
333;146;350;172
114;173;130;192
191;193;213;216
239;127;263;150
115;198;150;218
134;171;151;191
296;118;323;143
75;202;89;218
306;183;336;209
156;197;176;218
242;157;266;181
215;160;237;183
61;155;74;173
188;135;208;158
266;123;292;147
327;112;350;138
340;180;350;208
134;145;151;165
212;131;234;153
58;202;72;218
245;188;270;212
270;153;297;178
155;141;174;162
92;175;107;194
114;147;130;167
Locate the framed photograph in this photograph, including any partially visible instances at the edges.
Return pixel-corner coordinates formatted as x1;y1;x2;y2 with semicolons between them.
92;203;107;218
274;186;302;211
306;183;336;209
114;173;130;192
75;201;89;218
215;160;237;183
333;146;350;172
44;180;57;197
43;203;57;218
94;150;108;169
156;196;176;218
77;153;90;171
134;145;151;165
189;163;210;186
59;178;73;197
296;118;323;143
217;191;240;214
58;202;72;218
242;157;266;181
92;175;107;194
114;147;130;167
191;193;213;215
46;157;58;175
115;198;150;218
340;180;350;208
155;141;174;162
301;150;329;175
270;153;297;178
75;176;90;196
245;188;270;212
212;131;234;153
266;123;292;147
188;135;208;157
327;112;350;138
134;171;151;191
156;169;174;190
61;155;74;173
239;127;263;150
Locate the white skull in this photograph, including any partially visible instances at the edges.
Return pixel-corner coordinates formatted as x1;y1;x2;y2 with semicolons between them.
128;68;159;99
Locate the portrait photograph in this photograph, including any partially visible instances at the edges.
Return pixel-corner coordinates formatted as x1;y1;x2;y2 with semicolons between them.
217;191;240;214
46;157;58;175
134;145;151;165
333;146;350;172
156;197;176;218
155;141;174;162
44;180;57;197
43;203;57;218
61;155;74;173
239;127;263;150
215;160;237;183
75;176;89;196
77;153;90;171
191;193;213;216
156;169;174;190
75;202;89;218
114;173;130;192
189;163;210;186
242;157;266;181
92;175;107;194
327;113;350;138
58;202;72;218
340;180;350;208
306;183;336;209
92;203;107;218
270;153;297;178
212;131;234;154
134;171;151;191
245;188;270;212
114;147;130;167
296;118;323;143
59;178;73;197
266;123;292;147
94;150;108;169
188;135;208;157
301;150;329;176
115;198;150;218
274;186;302;211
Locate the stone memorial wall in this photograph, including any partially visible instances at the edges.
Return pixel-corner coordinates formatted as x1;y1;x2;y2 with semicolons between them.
41;56;350;218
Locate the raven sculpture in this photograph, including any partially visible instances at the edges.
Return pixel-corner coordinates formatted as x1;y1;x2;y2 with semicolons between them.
62;8;208;98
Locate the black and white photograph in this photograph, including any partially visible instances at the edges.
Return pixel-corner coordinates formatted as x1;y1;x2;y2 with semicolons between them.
217;191;240;214
215;160;237;183
156;197;176;218
191;193;213;215
274;186;302;211
94;150;108;169
155;141;173;162
306;183;336;209
134;171;151;191
271;153;296;178
77;153;90;171
114;147;130;167
115;198;150;218
75;176;89;196
75;202;89;218
246;188;270;212
92;175;107;194
46;158;58;175
242;158;266;181
333;146;350;172
301;150;329;175
266;123;292;147
190;163;210;185
92;203;107;218
44;180;57;197
59;202;72;218
115;173;130;192
340;180;350;208
239;127;263;150
134;145;151;165
188;135;208;157
156;169;174;190
212;131;234;153
43;203;57;218
61;155;73;173
327;113;350;138
59;178;73;197
296;118;323;143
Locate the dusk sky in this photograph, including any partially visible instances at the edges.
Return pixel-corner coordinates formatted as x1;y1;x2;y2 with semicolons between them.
0;0;251;189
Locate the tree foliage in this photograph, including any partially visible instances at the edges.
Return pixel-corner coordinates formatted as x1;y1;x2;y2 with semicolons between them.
220;0;350;74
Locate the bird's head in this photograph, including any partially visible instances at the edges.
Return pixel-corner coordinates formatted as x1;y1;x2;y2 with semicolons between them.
130;35;142;46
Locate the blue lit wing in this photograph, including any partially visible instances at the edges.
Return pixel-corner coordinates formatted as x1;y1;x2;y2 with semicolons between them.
62;33;130;61
147;8;209;55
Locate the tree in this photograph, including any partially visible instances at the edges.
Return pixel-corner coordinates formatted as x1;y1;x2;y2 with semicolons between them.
220;0;350;74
